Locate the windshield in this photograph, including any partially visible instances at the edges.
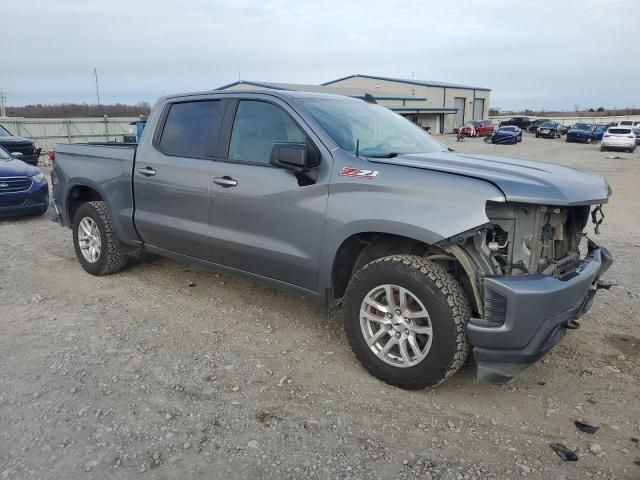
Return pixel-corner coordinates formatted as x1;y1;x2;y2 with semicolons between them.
573;123;593;130
0;125;13;137
0;146;10;160
464;121;480;126
299;98;447;157
540;122;555;127
499;126;517;132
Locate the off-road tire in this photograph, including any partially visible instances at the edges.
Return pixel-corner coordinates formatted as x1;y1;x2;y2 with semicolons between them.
72;201;127;276
343;255;471;390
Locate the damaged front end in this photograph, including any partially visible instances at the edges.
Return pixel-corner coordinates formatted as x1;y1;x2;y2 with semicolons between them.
443;201;614;384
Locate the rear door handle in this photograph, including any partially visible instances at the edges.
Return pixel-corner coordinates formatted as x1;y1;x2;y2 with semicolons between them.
138;167;156;177
213;176;238;188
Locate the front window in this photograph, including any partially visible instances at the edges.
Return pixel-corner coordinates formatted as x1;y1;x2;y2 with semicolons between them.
540;122;556;127
299;98;446;157
0;125;13;137
228;100;306;165
499;126;517;132
574;123;593;130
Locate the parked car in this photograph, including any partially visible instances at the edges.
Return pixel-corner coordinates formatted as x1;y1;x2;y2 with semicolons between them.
459;120;494;137
0;124;41;166
601;127;636;152
0;145;49;217
489;125;523;144
535;121;562;139
633;128;640;145
51;90;613;388
617;120;640;128
527;119;548;133
499;116;533;130
566;123;595;143
458;121;480;137
592;124;608;142
560;124;571;135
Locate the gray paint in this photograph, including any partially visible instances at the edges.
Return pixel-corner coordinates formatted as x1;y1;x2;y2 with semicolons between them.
52;89;610;300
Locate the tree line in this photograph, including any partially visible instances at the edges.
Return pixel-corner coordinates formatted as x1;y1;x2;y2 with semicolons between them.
5;103;151;118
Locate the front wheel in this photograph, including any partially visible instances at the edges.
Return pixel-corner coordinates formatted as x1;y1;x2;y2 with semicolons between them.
72;201;128;276
343;255;470;390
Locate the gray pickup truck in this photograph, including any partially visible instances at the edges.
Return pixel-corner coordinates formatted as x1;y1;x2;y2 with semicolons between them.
51;90;613;389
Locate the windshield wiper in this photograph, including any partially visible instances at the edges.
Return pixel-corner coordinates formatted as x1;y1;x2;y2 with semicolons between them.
365;152;399;158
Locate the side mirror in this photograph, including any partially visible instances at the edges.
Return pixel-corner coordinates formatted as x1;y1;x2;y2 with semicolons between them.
270;143;319;172
11;151;24;159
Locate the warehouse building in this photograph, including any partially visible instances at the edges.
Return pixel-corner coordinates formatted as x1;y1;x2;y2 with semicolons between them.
216;74;491;134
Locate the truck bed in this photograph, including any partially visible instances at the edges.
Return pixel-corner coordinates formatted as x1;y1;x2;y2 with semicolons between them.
53;143;139;245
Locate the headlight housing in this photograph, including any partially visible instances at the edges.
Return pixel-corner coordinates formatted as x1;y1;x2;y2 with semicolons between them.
30;172;46;183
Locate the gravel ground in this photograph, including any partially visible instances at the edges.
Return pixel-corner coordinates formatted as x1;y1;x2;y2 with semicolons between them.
1;134;639;480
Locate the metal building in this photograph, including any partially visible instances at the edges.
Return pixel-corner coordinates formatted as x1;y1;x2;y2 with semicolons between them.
216;74;491;134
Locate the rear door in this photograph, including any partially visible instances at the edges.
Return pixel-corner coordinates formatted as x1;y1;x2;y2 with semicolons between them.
208;97;331;292
133;98;226;260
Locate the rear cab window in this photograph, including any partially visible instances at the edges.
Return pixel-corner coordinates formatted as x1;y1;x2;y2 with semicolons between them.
157;100;225;157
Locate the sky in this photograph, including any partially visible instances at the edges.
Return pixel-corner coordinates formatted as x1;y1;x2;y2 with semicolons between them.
2;0;639;111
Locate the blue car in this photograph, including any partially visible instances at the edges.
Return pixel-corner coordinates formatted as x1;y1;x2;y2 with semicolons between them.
0;145;49;217
488;126;522;144
566;123;595;143
592;125;608;141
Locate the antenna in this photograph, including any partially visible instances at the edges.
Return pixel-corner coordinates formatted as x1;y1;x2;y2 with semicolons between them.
94;68;101;106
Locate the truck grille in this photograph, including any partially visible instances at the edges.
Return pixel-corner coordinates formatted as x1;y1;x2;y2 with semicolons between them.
0;177;32;193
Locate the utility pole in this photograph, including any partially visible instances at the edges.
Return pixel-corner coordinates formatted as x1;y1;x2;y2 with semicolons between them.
94;68;101;106
0;91;6;117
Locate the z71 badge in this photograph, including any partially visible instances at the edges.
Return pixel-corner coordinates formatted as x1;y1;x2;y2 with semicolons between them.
339;167;380;179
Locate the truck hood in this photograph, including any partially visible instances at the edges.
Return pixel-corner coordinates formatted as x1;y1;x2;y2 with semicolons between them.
0;136;34;146
369;152;610;206
0;158;39;177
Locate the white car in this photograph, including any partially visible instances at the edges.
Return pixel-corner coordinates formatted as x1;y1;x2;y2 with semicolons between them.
617;120;640;128
601;127;636;152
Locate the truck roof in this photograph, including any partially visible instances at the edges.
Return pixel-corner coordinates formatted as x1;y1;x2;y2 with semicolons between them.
161;89;362;103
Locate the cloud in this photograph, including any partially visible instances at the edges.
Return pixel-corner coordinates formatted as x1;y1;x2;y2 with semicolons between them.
2;0;638;109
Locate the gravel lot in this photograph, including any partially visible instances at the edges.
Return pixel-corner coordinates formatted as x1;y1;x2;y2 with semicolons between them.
1;134;639;480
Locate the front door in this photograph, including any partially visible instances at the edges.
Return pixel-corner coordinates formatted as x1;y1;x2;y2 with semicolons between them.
133;98;226;260
209;98;330;291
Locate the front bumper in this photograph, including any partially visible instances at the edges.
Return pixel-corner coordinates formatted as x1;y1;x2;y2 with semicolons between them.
0;180;49;218
468;241;614;384
537;130;557;138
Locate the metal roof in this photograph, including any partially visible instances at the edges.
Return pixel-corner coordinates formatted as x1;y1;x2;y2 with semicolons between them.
321;74;491;92
215;80;426;101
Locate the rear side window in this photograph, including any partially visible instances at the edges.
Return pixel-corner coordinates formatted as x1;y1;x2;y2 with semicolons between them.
158;100;224;157
228;100;306;165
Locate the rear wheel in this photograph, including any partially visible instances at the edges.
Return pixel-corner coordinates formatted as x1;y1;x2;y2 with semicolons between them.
72;201;128;276
343;255;470;390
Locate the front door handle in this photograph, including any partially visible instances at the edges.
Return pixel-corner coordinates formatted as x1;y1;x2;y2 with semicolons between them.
213;176;238;188
138;167;157;177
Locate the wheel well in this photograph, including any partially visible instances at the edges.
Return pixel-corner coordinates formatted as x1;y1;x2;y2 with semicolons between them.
67;186;103;222
331;232;482;317
331;233;429;299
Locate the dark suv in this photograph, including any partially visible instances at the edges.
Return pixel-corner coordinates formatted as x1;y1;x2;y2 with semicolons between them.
499;116;534;130
0;125;40;166
536;121;562;139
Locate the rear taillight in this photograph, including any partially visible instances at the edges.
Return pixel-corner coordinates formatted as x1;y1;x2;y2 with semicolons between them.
48;150;55;162
604;134;610;138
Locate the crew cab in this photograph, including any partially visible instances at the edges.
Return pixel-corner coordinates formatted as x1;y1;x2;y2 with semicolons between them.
0;124;40;166
51;90;613;389
499;116;533;130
